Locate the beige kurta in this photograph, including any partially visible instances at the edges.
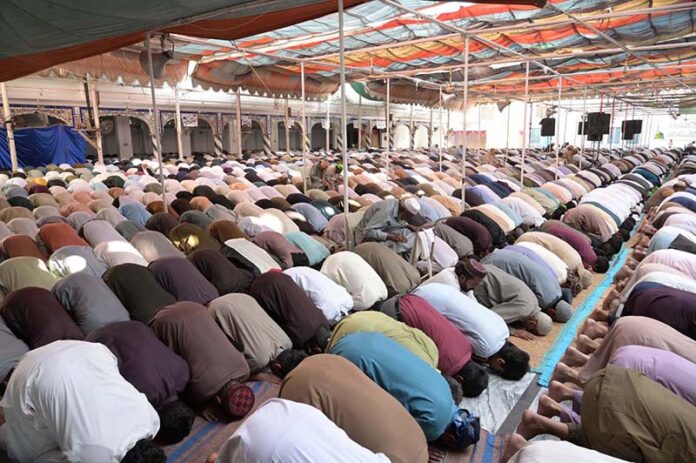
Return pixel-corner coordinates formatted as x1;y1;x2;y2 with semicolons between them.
208;293;292;372
579;365;696;463
280;354;429;463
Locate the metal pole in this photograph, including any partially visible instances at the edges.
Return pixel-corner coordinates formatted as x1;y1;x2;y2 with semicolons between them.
461;35;469;210
357;94;363;151
438;87;443;168
325;97;330;152
385;77;391;180
622;102;629;150
145;32;167;206
339;0;350;250
174;86;184;161
554;77;562;178
284;98;290;153
580;86;588;164
301;62;308;192
87;76;104;165
477;104;482;149
609;95;616;150
410;104;415;150
505;103;511;162
631;105;637;148
0;83;17;171
235;88;242;158
521;61;530;184
446;108;451;152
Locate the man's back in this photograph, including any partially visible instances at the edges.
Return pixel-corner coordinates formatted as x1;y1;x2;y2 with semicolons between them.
1;341;159;462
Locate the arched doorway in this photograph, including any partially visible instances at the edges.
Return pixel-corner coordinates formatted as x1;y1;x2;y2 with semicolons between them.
161;120;178;156
277;121;302;151
130;117;152;157
311;122;334;150
243;121;264;153
346;123;359;149
190;118;215;154
414;125;429;149
371;126;383;149
394;124;410;149
13;112;54;128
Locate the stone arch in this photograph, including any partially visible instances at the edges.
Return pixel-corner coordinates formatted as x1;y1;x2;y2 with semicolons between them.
243;120;265;153
189;118;215;154
414;125;429;149
277;120;302;151
310;121;334;150
394;123;410;149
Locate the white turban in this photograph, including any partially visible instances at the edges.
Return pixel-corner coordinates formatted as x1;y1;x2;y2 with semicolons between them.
400;197;421;215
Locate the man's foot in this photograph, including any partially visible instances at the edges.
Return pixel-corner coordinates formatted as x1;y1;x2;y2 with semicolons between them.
582;319;609;340
206;453;219;463
502;433;527;462
613;266;631;282
576;334;599;354
537;395;561;418
551;362;579;385
516;410;545;440
560;346;589;367
590;308;610;322
602;289;621;311
548;380;575;403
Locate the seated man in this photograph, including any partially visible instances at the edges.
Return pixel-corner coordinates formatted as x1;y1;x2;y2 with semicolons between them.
483;248;573;322
1;341;163;462
280;354;430;463
511;365;696;463
353;197;422;257
86;320;194;444
212;399;390;463
379;293;489;397
428;259;552;339
414;283;530;380
149;302;255;421
327;311;439;369
329;332;480;449
1;287;84;349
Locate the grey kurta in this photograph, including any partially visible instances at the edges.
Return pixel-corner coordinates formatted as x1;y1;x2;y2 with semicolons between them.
354;242;420;296
208;293;292;372
52;273;130;334
354;199;414;255
482;249;562;309
0;317;28;379
474;265;542;324
433;222;473;258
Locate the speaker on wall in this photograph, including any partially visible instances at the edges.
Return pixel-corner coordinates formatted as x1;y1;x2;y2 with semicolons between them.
540;118;556;137
587;112;610;136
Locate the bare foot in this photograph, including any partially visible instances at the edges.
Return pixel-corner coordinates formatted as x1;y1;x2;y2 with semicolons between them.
615;279;627;292
613;267;631;282
590;308;609;322
582;319;609;340
516;410;545;440
548;380;575;402
625;258;639;270
551;362;580;385
537;395;562;418
577;334;600;354
560;346;589;367
502;433;528;462
206;453;219;463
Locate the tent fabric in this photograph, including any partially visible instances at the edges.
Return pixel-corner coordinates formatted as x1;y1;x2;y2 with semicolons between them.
0;0;369;82
0;126;86;169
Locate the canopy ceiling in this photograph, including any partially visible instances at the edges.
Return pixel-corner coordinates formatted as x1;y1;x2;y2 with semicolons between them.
5;0;695;111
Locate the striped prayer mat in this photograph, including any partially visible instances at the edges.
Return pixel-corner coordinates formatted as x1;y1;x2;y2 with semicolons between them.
165;380;507;463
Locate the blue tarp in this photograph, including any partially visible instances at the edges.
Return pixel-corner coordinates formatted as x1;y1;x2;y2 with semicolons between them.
0;125;86;169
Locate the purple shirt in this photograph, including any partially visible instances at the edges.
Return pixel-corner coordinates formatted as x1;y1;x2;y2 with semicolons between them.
609;345;696;407
545;225;597;268
503;245;557;280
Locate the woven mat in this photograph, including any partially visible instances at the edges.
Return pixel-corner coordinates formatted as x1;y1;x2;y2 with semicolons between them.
165;380;507;463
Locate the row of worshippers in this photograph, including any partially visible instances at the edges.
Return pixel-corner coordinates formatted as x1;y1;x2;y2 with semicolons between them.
0;147;676;462
503;151;696;462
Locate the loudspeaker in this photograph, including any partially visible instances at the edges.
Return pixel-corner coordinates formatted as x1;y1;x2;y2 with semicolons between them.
621;120;643;139
540;118;555;137
139;50;173;79
587;112;610;136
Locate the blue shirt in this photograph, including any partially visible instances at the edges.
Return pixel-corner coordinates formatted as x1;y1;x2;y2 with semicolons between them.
284;232;330;266
330;332;456;441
